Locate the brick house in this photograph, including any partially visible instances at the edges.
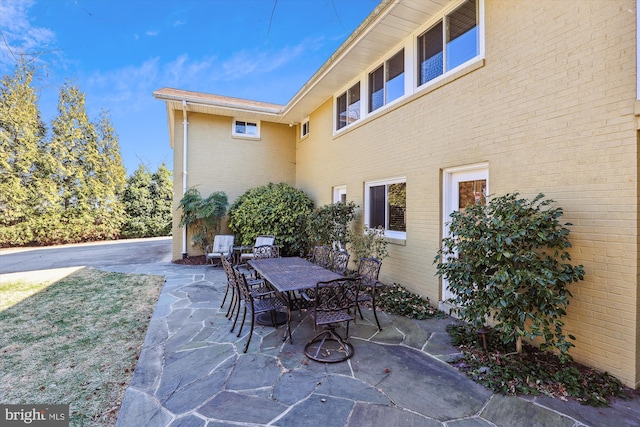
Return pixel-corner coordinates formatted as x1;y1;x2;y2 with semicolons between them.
154;0;640;388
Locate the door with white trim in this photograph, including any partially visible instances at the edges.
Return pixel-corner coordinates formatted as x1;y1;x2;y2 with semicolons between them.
442;164;488;302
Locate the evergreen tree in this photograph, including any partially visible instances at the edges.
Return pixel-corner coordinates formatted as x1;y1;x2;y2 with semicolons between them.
121;164;153;238
0;59;54;245
94;110;126;238
150;163;173;236
49;81;103;241
121;163;173;238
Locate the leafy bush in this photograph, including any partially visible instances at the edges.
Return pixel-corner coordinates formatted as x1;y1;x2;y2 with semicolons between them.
178;188;228;251
435;193;584;358
375;283;443;320
306;201;357;252
348;225;389;266
228;183;313;257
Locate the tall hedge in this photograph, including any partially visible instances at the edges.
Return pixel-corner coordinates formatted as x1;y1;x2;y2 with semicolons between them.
228;183;313;256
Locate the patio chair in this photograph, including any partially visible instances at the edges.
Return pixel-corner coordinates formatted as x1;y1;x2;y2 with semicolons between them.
253;244;280;259
222;255;271;322
310;245;332;269
355;257;383;331
205;235;235;266
331;250;350;275
239;235;276;262
304;278;359;363
232;267;290;353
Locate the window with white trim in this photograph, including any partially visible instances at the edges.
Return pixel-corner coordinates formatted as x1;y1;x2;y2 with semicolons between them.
369;49;405;113
233;120;260;138
336;82;361;130
418;0;478;86
365;178;406;239
333;185;347;203
301;119;310;138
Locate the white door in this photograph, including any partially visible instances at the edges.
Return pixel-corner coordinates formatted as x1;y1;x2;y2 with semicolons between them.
442;164;488;303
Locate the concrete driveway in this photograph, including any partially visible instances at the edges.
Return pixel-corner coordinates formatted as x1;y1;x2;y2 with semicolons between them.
0;237;172;277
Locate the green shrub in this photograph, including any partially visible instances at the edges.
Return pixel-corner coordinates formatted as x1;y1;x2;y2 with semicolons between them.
347;225;389;266
306;201;357;252
375;283;443;320
228;183;313;257
435;193;584;358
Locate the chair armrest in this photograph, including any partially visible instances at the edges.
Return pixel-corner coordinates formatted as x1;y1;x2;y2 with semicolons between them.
300;291;314;301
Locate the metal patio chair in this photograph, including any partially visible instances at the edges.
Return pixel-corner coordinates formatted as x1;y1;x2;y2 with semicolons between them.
303;277;359;363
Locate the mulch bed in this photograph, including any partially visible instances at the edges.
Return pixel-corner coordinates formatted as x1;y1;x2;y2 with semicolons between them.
172;255;207;265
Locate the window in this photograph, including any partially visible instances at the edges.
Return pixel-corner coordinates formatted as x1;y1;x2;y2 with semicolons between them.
333;186;347;203
301;119;310;138
418;0;478;86
365;178;406;239
336;82;361;130
369;49;405;113
233;120;259;138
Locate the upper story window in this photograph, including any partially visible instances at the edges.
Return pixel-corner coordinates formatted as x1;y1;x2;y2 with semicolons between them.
365;177;406;240
336;82;361;130
233;120;260;138
418;0;478;86
301;119;310;138
369;49;405;113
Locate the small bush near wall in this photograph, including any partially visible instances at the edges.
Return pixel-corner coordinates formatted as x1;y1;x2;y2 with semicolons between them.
435;193;584;358
228;183;313;257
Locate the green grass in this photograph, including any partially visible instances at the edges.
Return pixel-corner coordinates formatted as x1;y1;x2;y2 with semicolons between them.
0;268;164;426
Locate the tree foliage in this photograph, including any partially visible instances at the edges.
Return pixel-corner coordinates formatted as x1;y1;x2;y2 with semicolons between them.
179;188;228;251
122;164;173;238
435;193;585;358
228;183;314;257
305;201;357;252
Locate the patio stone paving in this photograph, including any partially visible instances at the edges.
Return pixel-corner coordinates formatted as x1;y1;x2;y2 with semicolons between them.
110;262;640;427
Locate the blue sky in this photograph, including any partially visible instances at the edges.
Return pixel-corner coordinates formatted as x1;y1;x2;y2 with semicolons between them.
0;0;379;174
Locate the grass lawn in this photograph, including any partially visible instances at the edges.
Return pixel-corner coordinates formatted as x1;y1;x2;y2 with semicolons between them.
0;268;164;426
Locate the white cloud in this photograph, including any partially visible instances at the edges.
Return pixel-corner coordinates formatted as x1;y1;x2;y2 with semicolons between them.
0;0;57;71
146;30;158;36
173;20;186;28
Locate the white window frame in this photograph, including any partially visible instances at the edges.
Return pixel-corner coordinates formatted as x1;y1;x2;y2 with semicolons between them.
368;48;405;113
364;177;407;240
335;81;362;132
301;118;310;138
333;185;347;203
416;0;483;89
232;119;260;139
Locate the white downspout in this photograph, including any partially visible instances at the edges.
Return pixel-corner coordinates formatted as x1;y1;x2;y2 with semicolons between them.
182;100;188;258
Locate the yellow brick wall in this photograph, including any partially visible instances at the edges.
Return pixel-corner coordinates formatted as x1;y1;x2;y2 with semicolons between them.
171;111;296;259
295;0;639;387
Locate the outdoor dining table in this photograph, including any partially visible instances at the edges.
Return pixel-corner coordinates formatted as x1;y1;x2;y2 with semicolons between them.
247;257;344;333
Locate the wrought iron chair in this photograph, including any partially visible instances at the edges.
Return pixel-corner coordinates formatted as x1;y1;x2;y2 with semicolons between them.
311;245;332;269
205;234;235;266
355;257;383;330
304;278;359;363
221;255;270;321
232;267;290;353
331;250;350;275
239;235;276;262
253;244;280;259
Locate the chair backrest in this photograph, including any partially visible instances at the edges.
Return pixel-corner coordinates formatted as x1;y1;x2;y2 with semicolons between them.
212;234;235;254
220;257;236;285
312;278;358;321
331;250;350;275
254;235;275;247
357;257;382;286
233;266;254;302
311;245;332;269
253;244;279;259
